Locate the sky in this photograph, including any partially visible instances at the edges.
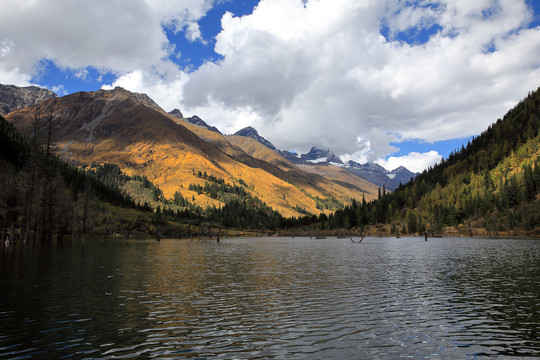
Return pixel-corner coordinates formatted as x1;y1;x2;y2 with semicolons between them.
1;0;540;173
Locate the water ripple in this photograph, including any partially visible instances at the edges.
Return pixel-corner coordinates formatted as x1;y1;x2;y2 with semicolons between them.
0;237;539;358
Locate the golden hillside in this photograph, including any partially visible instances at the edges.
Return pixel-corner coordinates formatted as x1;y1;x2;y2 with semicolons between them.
169;112;379;204
6;88;377;217
227;134;379;202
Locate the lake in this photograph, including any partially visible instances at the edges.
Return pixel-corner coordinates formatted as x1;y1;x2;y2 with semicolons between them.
0;236;538;359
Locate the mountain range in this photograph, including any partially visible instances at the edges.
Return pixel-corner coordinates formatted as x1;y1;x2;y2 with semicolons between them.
1;84;416;216
227;126;416;190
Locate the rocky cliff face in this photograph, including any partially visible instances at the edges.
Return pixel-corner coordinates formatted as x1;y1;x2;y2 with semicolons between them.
0;84;57;115
168;109;222;134
301;147;343;164
101;86;164;113
234;126;276;150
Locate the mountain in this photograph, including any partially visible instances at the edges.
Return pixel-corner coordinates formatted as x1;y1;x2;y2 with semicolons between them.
345;161;416;191
0;84;57;115
278;147;342;165
106;86;165;112
279;150;302;163
389;166;416;184
326;87;540;236
4;86;380;217
234;126;276;150
229;124;418;190
300;147;343;164
168;109;222;134
227;133;380;205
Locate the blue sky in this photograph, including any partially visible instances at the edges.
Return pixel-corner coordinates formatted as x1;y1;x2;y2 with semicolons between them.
30;0;262;95
2;0;540;172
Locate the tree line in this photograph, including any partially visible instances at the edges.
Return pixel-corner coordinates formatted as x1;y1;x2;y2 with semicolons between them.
2;87;538;241
288;87;540;236
0;109;152;243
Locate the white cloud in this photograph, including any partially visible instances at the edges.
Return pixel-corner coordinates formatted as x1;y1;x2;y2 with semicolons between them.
145;0;215;42
102;66;189;112
0;1;166;78
0;68;32;87
340;129;398;164
376;151;443;173
0;0;214;86
51;85;67;96
182;0;540;168
1;0;539;174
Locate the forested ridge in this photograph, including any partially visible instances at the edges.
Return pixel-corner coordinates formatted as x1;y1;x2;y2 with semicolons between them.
0;113;147;242
301;88;540;236
0;113;287;241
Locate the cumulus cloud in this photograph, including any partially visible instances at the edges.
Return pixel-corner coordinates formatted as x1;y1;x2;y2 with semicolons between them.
183;0;540;170
376;151;443;173
102;64;189;112
0;0;213;85
0;1;165;78
340;129;398;165
1;0;539;172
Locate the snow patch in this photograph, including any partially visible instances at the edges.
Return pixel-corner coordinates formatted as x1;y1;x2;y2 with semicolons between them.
387;173;396;179
307;157;327;163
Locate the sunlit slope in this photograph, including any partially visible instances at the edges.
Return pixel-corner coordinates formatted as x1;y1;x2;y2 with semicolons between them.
168;113;379;206
227;135;293;170
359;87;540;234
296;163;380;202
6;88;328;217
227;134;379;202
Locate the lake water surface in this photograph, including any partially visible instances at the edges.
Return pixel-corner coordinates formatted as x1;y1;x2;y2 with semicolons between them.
0;236;539;359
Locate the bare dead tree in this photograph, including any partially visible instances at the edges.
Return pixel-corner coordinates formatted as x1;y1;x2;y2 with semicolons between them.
120;216;139;242
76;187;91;244
21;106;41;242
39;103;56;242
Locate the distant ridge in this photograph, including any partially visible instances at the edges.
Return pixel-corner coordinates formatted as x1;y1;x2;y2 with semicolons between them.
234;126;276;150
345;161;417;190
168;109;222;134
230;123;418;190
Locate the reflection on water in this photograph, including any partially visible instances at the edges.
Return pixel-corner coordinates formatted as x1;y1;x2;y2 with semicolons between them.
0;237;539;358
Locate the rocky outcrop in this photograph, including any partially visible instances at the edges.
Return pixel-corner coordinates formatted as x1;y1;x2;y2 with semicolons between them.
0;84;57;115
234;126;276;150
168;109;222;134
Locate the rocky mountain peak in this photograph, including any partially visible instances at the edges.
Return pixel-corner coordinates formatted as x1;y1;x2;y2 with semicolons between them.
234;126;276;150
343;161;418;190
391;166;408;173
169;108;183;118
302;147;343;164
106;87;164;112
346;161;387;173
0;84;57;115
388;166;416;183
188;115;203;123
184;115;222;134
